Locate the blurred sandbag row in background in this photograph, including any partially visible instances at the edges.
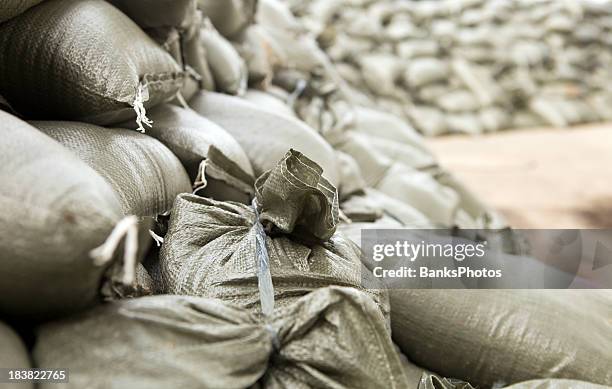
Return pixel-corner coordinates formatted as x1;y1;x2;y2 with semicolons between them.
0;0;611;388
287;0;612;135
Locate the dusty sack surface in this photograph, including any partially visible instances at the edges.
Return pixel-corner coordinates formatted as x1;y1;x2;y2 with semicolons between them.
0;0;184;125
34;287;408;389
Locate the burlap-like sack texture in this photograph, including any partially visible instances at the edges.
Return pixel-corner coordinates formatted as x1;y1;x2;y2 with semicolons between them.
0;0;42;23
391;290;612;387
160;150;389;320
0;112;123;318
34;121;191;217
35;287;408;389
189;91;339;185
0;321;33;389
0;0;184;125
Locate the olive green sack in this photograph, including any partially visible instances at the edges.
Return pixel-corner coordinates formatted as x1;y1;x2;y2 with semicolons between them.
0;0;42;23
0;0;184;126
159;150;389;321
0;112;138;318
391;289;612;387
34;288;408;389
123;104;255;203
0;321;33;389
33;121;192;217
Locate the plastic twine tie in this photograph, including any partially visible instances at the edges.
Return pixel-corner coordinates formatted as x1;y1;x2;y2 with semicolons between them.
251;199;280;350
89;215;139;285
133;83;153;133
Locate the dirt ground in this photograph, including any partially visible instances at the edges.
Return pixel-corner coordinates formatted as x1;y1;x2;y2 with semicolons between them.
426;123;612;229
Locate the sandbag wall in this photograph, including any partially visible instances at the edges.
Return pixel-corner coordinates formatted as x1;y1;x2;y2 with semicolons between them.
288;0;612;135
0;1;611;388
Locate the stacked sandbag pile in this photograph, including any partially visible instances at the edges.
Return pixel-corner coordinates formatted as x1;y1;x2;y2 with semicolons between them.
287;0;612;135
1;1;610;388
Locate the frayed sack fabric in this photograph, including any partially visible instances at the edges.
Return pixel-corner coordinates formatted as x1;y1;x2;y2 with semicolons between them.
0;0;184;128
0;321;33;389
189;91;339;186
0;0;42;23
35;287;409;389
34;122;191;218
198;0;257;39
160;150;389;322
121;105;254;203
0;112;140;318
390;290;612;387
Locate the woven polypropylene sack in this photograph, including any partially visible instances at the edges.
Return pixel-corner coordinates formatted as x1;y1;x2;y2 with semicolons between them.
198;0;257;39
0;321;33;389
376;163;460;226
390;290;612;387
200;21;247;95
108;0;196;29
0;112;124;318
503;379;610;389
0;0;42;23
0;0;184;125
189;91;339;185
35;287;408;389
160;150;389;321
132;104;253;179
34;122;191;217
123;104;255;203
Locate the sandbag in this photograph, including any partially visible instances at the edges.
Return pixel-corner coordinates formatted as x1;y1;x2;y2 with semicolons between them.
0;0;184;127
35;287;408;389
352;106;430;154
34;122;191;217
200;20;248;95
359;53;404;96
107;0;196;29
404;58;449;89
336;150;366;201
234;25;275;85
160;150;389;320
504;379;610;389
0;321;33;389
0;0;42;23
198;0;257;39
335;131;393;187
352;132;436;169
124;104;254;203
0;112;135;318
391;290;612;387
376;163;460;226
243;89;296;118
189;91;339;185
181;14;216;94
